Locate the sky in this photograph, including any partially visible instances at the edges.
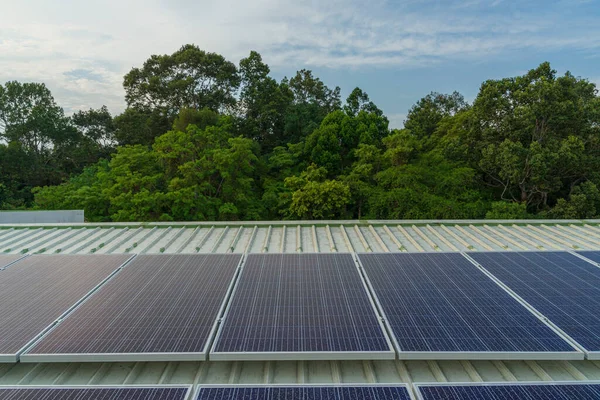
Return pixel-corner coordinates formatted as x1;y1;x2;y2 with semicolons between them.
1;0;599;128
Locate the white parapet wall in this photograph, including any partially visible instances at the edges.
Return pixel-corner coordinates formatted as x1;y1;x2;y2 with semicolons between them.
0;210;84;224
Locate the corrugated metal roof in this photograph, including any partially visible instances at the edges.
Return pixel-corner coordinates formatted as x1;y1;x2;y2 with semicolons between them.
0;220;600;387
1;220;600;255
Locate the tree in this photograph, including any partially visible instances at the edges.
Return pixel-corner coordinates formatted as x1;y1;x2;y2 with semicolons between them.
284;165;350;219
123;44;240;116
283;69;341;144
485;201;529;219
172;107;219;133
404;91;466;141
71;106;117;160
261;143;306;219
341;144;383;218
71;106;116;149
549;182;600;219
0;81;74;156
33;161;113;221
305;93;389;175
102;145;166;221
458;63;600;209
0;142;35;207
344;87;383;117
0;81;82;207
27;58;600;222
238;51;291;150
113;107;171;146
153;117;263;221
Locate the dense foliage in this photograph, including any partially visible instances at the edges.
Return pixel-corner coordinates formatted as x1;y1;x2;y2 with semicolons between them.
1;45;599;221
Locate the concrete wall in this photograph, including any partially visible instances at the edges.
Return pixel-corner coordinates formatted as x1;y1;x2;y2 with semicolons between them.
0;210;84;224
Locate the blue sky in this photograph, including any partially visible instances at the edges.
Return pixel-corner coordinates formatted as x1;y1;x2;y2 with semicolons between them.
1;0;598;128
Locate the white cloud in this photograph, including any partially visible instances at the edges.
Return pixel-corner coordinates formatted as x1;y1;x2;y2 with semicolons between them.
0;0;598;115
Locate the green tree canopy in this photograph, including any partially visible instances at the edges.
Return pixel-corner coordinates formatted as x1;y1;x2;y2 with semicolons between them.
123;44;240;115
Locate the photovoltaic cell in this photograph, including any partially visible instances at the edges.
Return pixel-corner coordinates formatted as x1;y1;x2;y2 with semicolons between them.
211;253;393;360
577;251;600;265
469;251;600;357
0;386;191;400
24;254;241;362
358;253;578;358
195;385;413;400
0;254;130;362
415;382;600;400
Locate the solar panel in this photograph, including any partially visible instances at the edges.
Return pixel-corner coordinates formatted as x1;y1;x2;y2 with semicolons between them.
211;253;394;360
0;254;25;270
23;254;242;362
194;385;413;400
469;251;600;359
0;254;131;362
414;382;600;400
358;253;580;359
0;386;191;400
577;251;600;265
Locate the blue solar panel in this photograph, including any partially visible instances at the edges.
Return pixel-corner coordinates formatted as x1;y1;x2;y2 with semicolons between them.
416;382;600;400
195;385;413;400
358;253;578;358
0;386;191;400
469;251;600;357
577;251;600;265
24;254;241;362
211;253;393;359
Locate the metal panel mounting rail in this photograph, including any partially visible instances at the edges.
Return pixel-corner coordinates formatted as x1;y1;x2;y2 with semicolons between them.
357;252;582;360
210;253;395;360
0;254;27;270
23;254;242;362
0;254;131;363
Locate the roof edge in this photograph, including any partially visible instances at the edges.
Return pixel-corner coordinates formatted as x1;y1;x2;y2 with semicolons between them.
0;219;597;229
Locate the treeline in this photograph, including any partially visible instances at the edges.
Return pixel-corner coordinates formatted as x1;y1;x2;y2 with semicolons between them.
1;45;599;221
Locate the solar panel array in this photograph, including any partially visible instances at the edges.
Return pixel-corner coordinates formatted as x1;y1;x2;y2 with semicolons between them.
195;385;412;400
358;253;578;358
470;251;600;357
0;254;130;362
211;253;393;360
3;248;600;365
415;382;600;400
24;254;241;362
0;386;191;400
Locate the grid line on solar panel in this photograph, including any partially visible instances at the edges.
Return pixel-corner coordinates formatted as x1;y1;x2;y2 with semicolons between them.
0;386;192;400
23;254;242;362
469;251;600;358
576;251;600;266
358;252;580;359
210;253;394;360
414;381;600;400
194;385;413;400
0;254;26;270
0;254;131;362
